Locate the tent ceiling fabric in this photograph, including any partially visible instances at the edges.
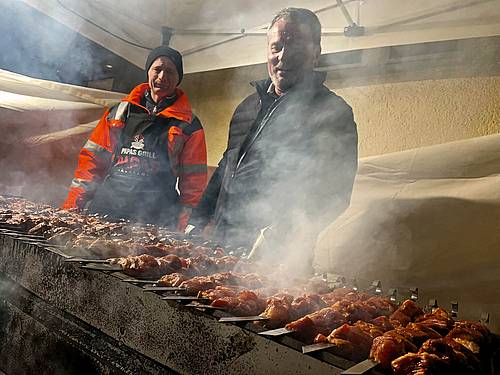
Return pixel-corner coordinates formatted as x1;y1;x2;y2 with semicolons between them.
21;0;500;73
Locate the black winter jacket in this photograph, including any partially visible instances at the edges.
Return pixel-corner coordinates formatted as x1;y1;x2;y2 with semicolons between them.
191;74;358;249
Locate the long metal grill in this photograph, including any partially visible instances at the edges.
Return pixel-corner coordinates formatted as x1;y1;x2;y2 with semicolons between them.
0;195;498;375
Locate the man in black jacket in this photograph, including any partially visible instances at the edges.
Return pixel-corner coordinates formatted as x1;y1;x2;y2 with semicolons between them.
189;8;358;266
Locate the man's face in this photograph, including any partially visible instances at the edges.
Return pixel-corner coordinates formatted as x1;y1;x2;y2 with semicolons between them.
267;18;320;95
147;56;179;102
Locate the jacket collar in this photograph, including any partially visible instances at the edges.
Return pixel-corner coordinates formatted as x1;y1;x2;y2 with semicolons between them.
251;71;328;99
122;83;193;123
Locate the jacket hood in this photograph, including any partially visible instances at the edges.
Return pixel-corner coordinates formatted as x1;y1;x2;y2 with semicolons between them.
122;83;193;123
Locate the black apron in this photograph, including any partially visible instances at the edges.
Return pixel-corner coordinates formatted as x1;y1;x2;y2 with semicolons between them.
87;111;180;226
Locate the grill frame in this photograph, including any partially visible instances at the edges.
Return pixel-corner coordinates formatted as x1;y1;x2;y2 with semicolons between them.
0;231;359;375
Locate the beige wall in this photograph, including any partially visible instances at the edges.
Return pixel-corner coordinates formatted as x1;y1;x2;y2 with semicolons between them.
335;75;500;157
182;68;500;165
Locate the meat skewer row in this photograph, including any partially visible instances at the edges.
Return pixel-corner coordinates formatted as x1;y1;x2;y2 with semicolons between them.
0;196;227;258
109;254;242;279
308;298;492;374
285;292;400;344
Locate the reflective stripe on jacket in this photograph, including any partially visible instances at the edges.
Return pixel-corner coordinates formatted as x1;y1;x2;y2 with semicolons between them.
62;83;207;210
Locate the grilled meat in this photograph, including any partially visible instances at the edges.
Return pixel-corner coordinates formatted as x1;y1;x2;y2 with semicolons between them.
392;352;451;374
210;290;267;316
109;254;183;278
370;330;419;368
315;321;385;361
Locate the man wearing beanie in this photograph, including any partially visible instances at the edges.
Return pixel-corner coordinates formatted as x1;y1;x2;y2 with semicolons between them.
63;46;207;231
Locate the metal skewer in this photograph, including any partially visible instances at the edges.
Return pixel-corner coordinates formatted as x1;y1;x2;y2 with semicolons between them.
219;316;269;323
143;286;187;292
65;258;110;263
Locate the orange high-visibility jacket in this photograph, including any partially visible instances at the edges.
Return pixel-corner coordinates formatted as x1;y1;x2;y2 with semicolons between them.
62;83;207;213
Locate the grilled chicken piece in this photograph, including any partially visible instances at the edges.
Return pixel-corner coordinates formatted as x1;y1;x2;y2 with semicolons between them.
259;293;327;329
372;316;395;332
198;286;239;300
109;254;160;278
395;322;442;347
291;294;327;320
210;290;267;316
109;254;183;278
392;352;451;374
157;272;188;287
315;321;384;361
419;338;481;374
174;272;266;295
364;296;398;317
450;320;492;351
259;294;295;329
390;299;424;327
286;306;347;344
370;330;418;369
415;308;455;335
319;288;357;305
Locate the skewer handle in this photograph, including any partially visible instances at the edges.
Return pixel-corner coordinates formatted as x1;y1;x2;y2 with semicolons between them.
184;303;226;310
121;279;157;284
80;264;121;271
161;296;208;301
341;359;379;375
258;327;294;336
301;342;335;354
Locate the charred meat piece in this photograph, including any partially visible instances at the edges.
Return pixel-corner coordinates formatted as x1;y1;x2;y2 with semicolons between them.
392;352;451;375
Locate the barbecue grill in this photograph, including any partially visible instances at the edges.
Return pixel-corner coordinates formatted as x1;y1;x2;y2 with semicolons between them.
0;196;498;375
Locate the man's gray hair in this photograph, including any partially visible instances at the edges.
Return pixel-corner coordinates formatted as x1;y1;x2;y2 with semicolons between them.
269;8;322;47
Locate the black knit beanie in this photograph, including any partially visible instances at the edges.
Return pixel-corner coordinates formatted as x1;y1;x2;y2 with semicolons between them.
145;46;184;85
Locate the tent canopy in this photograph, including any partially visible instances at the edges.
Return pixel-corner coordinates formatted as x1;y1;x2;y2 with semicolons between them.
21;0;500;73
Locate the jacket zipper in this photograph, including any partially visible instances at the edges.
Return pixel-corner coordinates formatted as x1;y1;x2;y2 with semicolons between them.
232;96;284;177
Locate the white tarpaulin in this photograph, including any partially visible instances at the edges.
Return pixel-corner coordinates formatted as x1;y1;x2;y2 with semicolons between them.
0;69;123;204
314;133;500;334
21;0;500;73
